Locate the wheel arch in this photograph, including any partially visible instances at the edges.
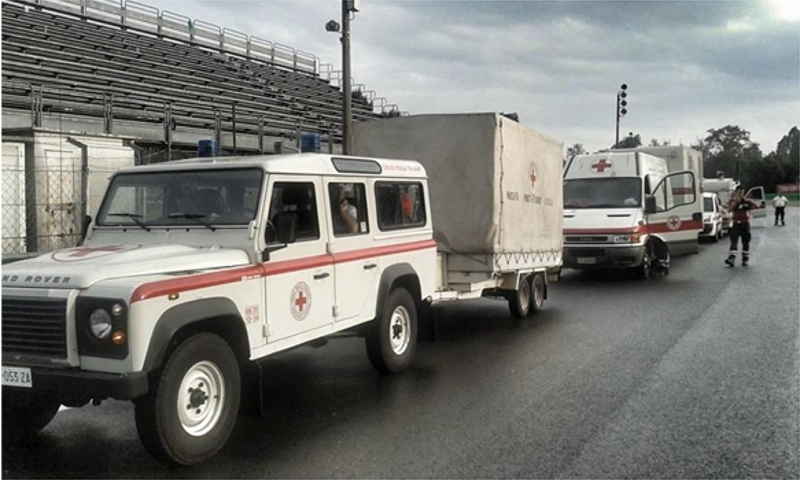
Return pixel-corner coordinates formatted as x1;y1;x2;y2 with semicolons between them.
375;263;422;319
142;297;250;372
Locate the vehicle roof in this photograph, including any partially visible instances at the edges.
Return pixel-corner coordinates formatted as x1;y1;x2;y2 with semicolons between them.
116;153;428;178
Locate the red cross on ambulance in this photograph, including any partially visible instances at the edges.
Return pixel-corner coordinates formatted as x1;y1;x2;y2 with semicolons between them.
591;159;612;173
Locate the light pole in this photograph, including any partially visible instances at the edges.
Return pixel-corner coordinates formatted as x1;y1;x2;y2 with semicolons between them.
615;83;628;148
327;1;359;155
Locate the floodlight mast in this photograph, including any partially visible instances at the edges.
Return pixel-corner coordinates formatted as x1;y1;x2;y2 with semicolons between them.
615;83;628;148
326;0;359;154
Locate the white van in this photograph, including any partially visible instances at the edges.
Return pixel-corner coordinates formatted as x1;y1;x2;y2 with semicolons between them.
563;151;702;278
701;192;724;241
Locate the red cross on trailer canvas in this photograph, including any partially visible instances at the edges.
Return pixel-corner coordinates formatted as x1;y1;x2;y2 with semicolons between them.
591;159;613;173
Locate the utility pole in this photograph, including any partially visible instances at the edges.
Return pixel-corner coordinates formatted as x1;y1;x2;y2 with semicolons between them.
327;1;359;155
341;0;352;155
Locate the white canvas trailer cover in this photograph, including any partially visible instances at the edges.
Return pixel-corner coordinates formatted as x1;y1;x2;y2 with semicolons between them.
353;113;563;279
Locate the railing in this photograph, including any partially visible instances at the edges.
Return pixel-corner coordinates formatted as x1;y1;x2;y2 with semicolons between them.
19;0;321;75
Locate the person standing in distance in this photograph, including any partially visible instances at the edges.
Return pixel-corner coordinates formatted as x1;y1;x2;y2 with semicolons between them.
725;185;761;267
772;193;788;226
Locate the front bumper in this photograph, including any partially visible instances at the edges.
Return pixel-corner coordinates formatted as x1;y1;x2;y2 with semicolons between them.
564;244;646;269
2;365;148;401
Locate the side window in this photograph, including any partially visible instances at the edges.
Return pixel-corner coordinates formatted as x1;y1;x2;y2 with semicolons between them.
266;182;319;244
329;183;369;236
654;172;696;212
375;182;426;231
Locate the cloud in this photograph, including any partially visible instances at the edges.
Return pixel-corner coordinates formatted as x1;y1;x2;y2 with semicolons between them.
146;0;799;153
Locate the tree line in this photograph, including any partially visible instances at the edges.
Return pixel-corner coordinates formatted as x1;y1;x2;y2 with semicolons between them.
565;126;799;193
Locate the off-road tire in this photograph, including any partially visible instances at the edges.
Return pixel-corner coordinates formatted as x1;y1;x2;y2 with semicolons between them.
2;390;60;439
509;276;532;319
134;332;241;466
366;288;418;374
529;273;546;315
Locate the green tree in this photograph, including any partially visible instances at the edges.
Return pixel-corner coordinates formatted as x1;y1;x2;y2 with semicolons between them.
566;143;586;162
613;133;641;149
702;125;758;181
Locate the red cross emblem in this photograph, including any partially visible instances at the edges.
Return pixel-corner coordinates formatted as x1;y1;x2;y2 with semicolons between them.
530;168;538;188
67;245;128;257
294;291;307;312
591;159;612;173
290;282;312;321
51;244;139;262
667;216;682;231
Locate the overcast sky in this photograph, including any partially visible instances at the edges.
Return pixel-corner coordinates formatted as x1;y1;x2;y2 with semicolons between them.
148;0;800;153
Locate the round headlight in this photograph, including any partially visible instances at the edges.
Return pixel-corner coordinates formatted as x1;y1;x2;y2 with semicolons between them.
89;309;113;340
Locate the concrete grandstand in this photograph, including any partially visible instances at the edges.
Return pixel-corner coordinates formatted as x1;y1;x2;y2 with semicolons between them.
1;0;401;161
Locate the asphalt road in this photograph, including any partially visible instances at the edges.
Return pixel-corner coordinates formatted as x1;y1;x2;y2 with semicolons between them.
4;209;799;478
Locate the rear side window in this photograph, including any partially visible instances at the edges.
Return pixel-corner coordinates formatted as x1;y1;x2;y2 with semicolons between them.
329;183;369;236
375;182;426;231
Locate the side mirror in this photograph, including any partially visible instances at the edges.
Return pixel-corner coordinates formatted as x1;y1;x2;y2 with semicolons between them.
81;215;92;242
274;212;298;244
644;196;657;214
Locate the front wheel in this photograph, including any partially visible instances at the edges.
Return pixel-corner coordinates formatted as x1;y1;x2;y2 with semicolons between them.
366;288;418;373
2;390;60;439
637;243;653;279
134;332;241;466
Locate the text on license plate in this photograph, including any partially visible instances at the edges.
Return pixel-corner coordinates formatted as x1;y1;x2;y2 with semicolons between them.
2;366;32;388
577;257;597;265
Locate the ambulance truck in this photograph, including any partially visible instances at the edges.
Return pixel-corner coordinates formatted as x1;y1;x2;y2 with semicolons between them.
562;148;702;278
2;114;563;466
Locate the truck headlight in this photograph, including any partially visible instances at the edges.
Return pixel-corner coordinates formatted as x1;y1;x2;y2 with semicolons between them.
613;235;631;243
703;218;711;223
89;309;113;339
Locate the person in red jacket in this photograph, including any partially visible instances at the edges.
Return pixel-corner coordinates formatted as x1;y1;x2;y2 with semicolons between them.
725;185;761;267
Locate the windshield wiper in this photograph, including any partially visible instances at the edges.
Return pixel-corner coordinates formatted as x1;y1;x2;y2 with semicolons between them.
169;213;216;231
107;212;151;231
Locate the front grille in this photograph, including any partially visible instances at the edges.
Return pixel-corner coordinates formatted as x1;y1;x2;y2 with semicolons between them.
565;235;609;244
2;297;68;358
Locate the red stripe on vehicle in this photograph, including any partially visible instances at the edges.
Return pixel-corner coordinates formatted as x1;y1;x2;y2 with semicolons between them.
332;239;437;263
642;220;703;233
130;239;437;303
131;265;264;303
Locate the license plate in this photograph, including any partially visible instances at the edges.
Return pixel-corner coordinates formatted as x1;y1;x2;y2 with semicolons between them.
577;257;597;265
2;366;32;388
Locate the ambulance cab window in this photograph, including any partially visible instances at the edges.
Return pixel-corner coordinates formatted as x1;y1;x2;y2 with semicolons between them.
266;182;319;243
329;183;369;236
375;182;426;231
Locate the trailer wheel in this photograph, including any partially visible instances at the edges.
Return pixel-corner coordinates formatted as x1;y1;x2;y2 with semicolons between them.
2;390;60;438
509;276;532;319
529;273;546;315
134;332;241;466
366;287;418;374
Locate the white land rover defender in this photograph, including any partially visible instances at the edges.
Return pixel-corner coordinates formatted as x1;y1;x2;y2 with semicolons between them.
2;154;437;465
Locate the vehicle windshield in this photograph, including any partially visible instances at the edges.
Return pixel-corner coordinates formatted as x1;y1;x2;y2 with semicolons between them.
703;197;714;212
563;178;641;209
97;168;263;227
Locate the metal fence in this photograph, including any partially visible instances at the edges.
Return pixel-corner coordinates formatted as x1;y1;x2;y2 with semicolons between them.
2;146;87;256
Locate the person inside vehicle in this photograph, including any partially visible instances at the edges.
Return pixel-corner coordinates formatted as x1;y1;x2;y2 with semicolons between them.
331;183;359;235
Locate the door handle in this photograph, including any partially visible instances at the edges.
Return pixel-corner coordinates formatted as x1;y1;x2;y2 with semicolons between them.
313;272;330;280
363;263;378;270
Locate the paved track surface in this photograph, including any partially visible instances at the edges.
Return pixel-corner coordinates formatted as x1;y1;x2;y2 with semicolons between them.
3;210;798;478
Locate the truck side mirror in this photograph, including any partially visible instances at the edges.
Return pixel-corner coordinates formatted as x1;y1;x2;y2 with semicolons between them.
644;196;657;214
274;212;298;244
